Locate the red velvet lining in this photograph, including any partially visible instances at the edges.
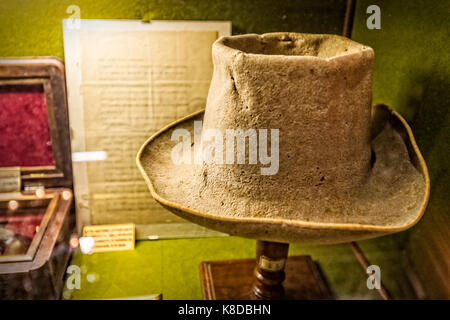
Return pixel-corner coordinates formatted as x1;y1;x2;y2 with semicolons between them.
0;84;54;167
0;213;45;240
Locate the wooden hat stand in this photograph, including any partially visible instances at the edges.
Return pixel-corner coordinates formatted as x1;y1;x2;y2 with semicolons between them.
200;240;332;300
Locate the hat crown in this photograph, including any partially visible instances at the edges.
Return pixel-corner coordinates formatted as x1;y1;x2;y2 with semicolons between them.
138;33;429;243
199;33;375;201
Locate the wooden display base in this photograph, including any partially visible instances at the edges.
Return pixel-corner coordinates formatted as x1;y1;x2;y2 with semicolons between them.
200;255;332;300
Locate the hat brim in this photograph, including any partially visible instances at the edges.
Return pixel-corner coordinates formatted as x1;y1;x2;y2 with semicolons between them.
137;104;430;244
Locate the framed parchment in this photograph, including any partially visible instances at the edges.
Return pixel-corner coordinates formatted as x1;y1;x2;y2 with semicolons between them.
63;19;231;239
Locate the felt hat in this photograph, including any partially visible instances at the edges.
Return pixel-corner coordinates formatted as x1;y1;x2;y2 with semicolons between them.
137;33;430;244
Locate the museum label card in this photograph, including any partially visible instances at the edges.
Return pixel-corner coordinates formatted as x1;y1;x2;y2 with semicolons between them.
82;223;135;253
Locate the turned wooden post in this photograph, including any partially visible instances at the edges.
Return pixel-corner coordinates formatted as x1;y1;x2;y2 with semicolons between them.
252;240;290;299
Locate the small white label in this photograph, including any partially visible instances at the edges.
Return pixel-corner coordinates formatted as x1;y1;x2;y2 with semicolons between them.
259;256;286;272
0;167;21;192
82;223;135;253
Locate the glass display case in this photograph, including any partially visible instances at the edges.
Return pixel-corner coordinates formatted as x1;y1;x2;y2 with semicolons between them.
0;58;74;299
0;196;54;261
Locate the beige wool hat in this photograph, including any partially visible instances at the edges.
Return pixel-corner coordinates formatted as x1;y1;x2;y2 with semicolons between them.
137;33;430;244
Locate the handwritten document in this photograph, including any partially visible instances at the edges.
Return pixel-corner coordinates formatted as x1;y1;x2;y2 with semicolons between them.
64;20;230;239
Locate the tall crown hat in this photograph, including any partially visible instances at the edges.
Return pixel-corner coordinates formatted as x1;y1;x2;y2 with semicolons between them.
137;33;429;244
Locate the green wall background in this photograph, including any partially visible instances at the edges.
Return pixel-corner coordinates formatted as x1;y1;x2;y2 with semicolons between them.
0;0;347;58
65;236;411;300
352;0;449;298
0;0;448;299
